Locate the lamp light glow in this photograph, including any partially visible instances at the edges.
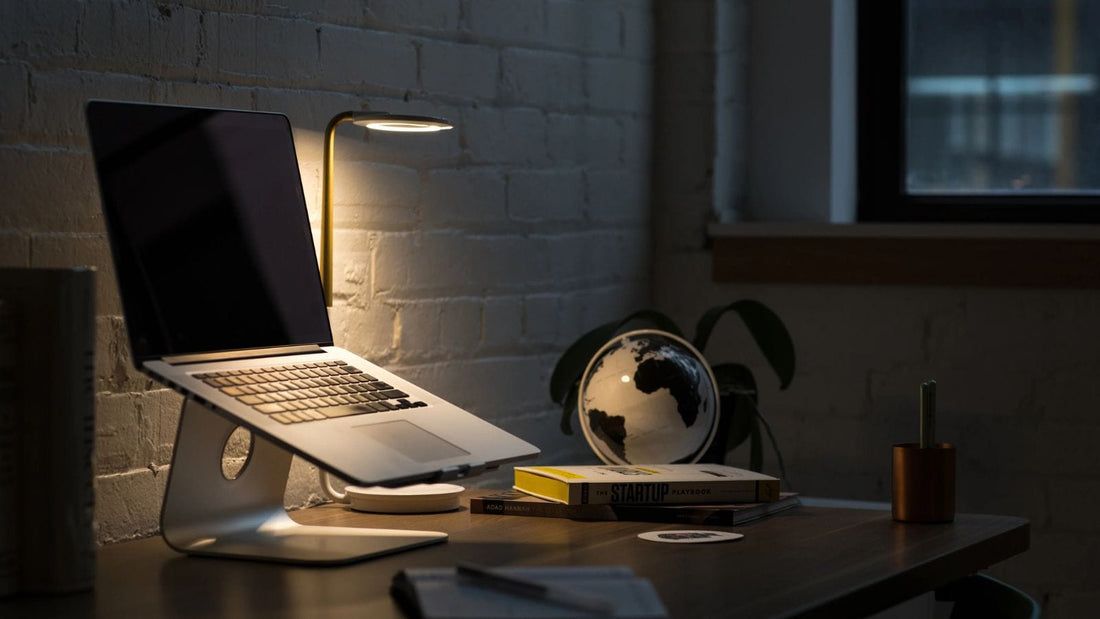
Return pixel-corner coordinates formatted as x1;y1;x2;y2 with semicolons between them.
321;110;453;306
353;112;452;133
361;121;449;132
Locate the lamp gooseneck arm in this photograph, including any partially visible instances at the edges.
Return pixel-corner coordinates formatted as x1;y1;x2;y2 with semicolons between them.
321;111;357;307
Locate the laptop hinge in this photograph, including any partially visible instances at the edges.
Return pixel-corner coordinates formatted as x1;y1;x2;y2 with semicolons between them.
162;344;326;365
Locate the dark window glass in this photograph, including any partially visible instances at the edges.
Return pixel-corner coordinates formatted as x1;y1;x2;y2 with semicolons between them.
859;0;1100;222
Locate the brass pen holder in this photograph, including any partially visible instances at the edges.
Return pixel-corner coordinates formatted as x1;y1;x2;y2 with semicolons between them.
892;442;956;523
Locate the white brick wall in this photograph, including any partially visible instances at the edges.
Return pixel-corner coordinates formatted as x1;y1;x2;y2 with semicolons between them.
1;0;653;543
501;48;584;107
364;1;461;33
420;39;499;100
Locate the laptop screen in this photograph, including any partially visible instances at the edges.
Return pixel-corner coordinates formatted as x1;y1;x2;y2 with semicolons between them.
86;101;333;362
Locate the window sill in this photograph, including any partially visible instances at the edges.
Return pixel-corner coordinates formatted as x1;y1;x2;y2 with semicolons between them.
709;222;1100;287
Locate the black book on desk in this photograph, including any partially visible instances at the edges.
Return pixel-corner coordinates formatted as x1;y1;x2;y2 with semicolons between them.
470;490;800;526
0;267;96;595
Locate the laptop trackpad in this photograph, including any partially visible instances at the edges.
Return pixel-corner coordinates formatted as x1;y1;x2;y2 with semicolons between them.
354;420;470;463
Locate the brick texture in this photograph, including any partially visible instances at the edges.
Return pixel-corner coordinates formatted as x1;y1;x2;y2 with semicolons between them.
647;3;1100;615
1;0;653;548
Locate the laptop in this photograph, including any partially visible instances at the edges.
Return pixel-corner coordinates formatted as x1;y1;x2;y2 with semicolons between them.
85;100;539;487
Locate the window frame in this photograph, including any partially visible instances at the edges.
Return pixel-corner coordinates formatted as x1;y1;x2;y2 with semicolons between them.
857;0;1100;224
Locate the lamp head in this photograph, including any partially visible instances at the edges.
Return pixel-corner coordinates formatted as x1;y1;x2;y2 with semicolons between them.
350;112;453;133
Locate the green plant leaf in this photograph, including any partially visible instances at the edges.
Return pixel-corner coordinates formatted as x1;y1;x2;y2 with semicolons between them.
722;393;753;453
710;362;758;399
748;417;763;471
548;309;683;406
692;300;796;390
559;385;579;435
745;398;792;489
697;364;759;463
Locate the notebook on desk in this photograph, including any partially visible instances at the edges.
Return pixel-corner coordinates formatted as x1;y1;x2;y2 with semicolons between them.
85;100;539;486
391;565;668;618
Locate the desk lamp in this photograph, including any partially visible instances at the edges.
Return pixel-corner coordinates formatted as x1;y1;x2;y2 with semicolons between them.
321;111;453;305
317;111;458;515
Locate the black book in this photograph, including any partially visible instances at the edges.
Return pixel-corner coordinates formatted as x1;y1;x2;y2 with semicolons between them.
470;490;799;526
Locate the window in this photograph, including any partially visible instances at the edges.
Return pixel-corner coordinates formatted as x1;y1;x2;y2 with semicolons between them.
859;0;1100;222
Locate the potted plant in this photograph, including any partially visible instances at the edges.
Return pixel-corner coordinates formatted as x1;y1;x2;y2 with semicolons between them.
549;301;796;477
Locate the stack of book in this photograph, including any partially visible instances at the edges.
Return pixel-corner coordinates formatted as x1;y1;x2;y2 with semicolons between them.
471;464;799;527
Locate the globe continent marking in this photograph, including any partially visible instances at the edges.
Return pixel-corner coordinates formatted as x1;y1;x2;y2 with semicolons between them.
580;331;717;465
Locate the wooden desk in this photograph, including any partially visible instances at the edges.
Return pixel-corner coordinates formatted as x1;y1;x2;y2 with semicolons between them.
2;491;1028;618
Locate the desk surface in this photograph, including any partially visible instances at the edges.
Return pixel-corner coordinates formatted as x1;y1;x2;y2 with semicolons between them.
3;491;1028;618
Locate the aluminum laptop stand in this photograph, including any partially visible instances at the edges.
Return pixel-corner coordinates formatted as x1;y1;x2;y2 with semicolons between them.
159;396;447;564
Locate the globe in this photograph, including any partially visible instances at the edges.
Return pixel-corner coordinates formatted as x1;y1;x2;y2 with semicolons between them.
578;329;720;465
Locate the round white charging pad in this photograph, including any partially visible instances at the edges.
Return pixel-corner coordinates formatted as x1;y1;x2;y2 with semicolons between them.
342;483;465;514
638;530;744;544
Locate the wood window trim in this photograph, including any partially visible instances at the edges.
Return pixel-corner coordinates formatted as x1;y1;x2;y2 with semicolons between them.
710;223;1100;288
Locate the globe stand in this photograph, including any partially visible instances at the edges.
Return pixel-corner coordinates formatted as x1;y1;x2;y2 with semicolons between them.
159;396;447;565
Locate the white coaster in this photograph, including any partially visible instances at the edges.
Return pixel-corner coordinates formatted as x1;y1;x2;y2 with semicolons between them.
638;530;745;544
344;483;465;514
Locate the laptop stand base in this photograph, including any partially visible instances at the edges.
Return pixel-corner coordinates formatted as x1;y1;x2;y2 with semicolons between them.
159;397;447;565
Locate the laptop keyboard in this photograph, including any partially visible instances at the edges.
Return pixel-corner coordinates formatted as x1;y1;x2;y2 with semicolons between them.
194;360;427;425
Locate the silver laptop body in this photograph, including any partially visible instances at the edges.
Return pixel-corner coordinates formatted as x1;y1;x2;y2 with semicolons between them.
86;100;539;487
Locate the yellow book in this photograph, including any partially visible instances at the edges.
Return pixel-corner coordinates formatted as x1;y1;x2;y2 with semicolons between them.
513;464;780;505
